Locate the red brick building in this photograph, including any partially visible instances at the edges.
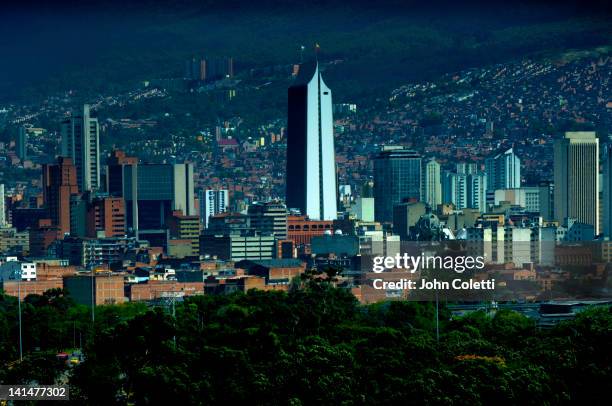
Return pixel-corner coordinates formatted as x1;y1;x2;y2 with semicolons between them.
63;273;126;306
129;281;204;301
1;279;64;300
42;157;79;237
235;259;306;286
28;219;60;257
87;197;126;238
287;215;333;246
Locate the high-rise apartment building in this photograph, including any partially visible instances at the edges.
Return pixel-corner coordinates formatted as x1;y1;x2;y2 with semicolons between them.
443;169;487;212
442;171;467;210
423;158;442;207
285;61;338;221
485;147;521;191
199;189;229;228
467;172;488;212
554;132;599;235
43;157;79;236
374;147;421;223
61;104;100;192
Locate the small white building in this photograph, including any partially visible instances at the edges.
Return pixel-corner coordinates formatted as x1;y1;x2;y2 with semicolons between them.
20;263;37;281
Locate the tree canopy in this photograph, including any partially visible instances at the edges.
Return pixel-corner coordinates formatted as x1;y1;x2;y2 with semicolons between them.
0;283;611;405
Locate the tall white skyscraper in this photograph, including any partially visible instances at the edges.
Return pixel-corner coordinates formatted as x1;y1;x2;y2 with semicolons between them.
0;184;6;227
423;158;442;207
603;145;612;238
61;104;100;192
485;147;521;191
554;132;599;235
285;61;337;221
200;189;229;228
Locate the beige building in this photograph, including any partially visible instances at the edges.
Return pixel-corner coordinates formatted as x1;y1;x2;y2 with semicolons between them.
423;158;442;207
554;132;599;235
0;227;30;256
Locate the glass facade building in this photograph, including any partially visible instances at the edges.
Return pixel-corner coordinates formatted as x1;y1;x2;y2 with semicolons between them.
373;147;422;223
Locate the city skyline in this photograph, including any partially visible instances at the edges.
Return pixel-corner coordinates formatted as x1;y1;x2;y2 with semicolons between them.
0;3;611;403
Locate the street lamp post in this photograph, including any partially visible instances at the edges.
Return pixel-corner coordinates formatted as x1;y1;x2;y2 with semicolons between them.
435;288;440;343
91;267;95;323
17;268;23;362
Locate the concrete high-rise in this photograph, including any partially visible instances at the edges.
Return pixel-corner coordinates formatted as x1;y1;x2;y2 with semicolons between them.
43;157;79;236
423;158;442;207
467;172;487;212
285;61;337;221
199;189;229;228
554;132;599;235
485;147;521;191
374;147;421;223
442;167;486;212
603;144;612;238
61;104;100;192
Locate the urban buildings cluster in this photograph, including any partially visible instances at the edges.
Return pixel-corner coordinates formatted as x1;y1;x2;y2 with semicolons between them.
1;56;611;305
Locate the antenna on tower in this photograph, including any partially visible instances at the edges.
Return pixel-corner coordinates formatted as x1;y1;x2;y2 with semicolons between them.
314;43;321;62
299;45;305;63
